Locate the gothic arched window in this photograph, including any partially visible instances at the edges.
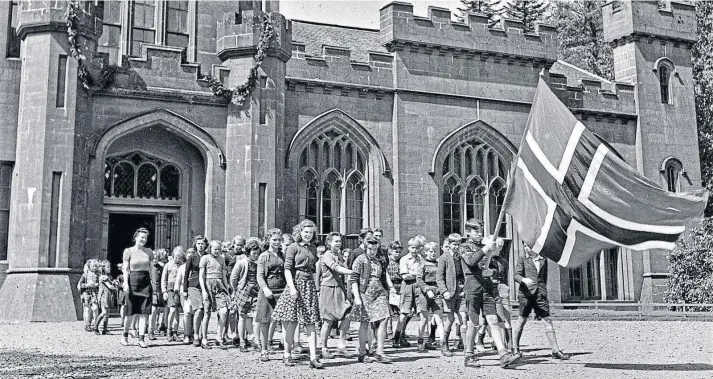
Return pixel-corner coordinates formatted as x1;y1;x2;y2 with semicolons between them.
298;130;367;235
440;140;508;236
659;65;670;104
105;152;181;200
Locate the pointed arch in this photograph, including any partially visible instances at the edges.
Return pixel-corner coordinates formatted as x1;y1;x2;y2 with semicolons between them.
286;109;390;177
92;108;226;170
430;120;516;177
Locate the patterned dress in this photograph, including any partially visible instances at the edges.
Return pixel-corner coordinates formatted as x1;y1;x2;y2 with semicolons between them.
273;242;321;326
352;255;390;323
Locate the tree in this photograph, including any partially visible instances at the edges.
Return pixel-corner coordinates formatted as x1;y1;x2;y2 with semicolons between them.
665;217;713;310
501;0;549;32
457;0;502;26
550;0;614;80
693;0;713;216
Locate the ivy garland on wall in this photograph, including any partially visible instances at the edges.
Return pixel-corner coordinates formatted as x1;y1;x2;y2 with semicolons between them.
67;0;117;91
207;13;276;106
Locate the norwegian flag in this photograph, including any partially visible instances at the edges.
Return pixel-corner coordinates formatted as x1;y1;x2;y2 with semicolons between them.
504;78;708;268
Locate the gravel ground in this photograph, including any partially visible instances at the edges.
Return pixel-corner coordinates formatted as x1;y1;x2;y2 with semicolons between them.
0;318;711;379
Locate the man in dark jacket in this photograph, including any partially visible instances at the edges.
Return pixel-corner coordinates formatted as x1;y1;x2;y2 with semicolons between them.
512;242;570;360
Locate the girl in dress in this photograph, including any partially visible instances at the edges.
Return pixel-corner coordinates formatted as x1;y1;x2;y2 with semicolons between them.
255;228;286;361
162;246;185;341
78;259;99;332
350;236;394;363
199;240;230;349
273;220;323;369
231;237;264;352
120;228;155;348
93;260;115;335
319;232;353;359
149;248;169;340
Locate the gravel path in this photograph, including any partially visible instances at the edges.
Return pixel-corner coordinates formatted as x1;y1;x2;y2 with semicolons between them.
0;319;711;378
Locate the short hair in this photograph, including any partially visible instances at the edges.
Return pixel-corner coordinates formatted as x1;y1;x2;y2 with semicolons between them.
186;247;196;256
465;219;484;233
327;232;342;244
424;241;438;251
192;234;208;251
448;233;463;243
442;238;451;247
266;228;282;238
373;228;384;235
282;233;295;244
407;237;423;248
133;227;150;241
293;219;317;243
414;235;426;245
232;235;246;245
221;241;232;251
245;237;263;253
208;240;222;251
389;241;403;251
172;246;186;264
358;228;373;239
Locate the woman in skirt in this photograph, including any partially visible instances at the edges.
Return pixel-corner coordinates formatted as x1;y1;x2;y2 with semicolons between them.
319;232;353;359
350;236;394;363
230;237;264;352
255;228;286;361
272;220;323;369
199;240;230;349
121;228;155;348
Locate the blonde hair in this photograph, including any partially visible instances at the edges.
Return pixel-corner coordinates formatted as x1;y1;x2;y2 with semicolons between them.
424;241;438;252
292;219;317;243
407;237;423;248
172;246;186;264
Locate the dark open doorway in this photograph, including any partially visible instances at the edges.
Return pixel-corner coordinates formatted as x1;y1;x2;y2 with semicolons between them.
108;213;155;277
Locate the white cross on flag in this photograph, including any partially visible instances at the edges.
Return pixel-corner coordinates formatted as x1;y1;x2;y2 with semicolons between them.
504;78;708;268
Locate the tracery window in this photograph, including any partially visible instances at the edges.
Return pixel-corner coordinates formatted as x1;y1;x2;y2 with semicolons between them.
104;152;180;200
441;141;508;236
298;130;366;235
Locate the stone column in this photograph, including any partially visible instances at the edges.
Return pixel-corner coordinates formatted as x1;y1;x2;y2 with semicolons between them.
0;0;103;322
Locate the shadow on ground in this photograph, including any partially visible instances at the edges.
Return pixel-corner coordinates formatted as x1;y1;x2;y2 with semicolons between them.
0;349;170;378
584;363;713;371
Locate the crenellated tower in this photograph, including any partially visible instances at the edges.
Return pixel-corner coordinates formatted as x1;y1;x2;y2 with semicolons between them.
217;0;291;238
603;0;701;303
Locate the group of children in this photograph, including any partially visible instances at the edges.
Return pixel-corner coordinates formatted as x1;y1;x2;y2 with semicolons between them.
76;218;569;369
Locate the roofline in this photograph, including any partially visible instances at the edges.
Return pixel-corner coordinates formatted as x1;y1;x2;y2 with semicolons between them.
555;59;612;84
289;18;380;33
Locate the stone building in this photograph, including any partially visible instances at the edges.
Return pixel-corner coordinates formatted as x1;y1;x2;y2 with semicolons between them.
0;0;701;321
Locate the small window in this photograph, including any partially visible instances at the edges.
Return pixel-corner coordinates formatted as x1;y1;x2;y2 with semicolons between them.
56;55;67;108
659;65;671;104
0;162;13;261
6;1;20;58
663;158;683;193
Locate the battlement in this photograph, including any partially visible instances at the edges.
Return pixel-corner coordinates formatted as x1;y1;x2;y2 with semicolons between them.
16;0;103;39
216;9;292;62
603;0;697;46
549;70;637;121
379;2;557;63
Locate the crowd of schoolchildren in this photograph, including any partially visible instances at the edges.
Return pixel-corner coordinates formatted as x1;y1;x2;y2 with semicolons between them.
77;218;570;369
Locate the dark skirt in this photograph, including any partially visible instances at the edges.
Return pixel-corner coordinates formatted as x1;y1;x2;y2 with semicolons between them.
204;278;229;312
127;271;152;315
166;290;182;308
319;285;351;322
254;281;285;323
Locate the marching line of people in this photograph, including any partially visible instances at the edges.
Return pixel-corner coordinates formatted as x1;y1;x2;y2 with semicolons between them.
77;219;570;369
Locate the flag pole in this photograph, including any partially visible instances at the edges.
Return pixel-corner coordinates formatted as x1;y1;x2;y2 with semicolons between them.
485;73;548;272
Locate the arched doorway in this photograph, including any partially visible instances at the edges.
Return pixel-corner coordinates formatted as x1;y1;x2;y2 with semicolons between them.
90;109;225;272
